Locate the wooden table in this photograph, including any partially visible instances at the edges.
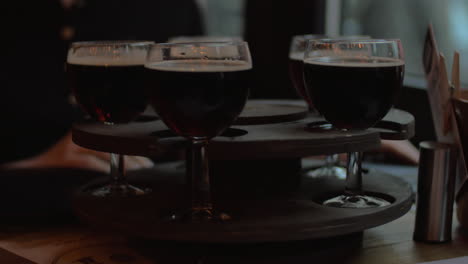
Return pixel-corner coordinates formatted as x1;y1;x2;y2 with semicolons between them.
0;163;466;264
0;208;467;264
356;209;468;264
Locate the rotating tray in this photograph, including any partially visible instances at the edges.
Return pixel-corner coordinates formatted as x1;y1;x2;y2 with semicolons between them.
73;162;414;243
72;100;414;159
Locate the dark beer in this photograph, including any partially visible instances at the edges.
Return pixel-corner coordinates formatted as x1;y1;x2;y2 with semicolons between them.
145;60;250;139
67;60;147;124
288;53;313;106
303;57;404;130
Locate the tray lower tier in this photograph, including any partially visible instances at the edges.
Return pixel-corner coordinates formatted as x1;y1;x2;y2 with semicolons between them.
73;162;414;243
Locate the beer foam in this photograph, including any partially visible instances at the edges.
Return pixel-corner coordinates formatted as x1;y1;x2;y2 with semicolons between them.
145;60;252;72
67;50;147;66
303;57;404;67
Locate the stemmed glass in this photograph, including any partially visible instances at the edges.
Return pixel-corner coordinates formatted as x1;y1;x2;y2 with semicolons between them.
303;39;404;208
145;41;252;221
289;35;369;180
67;41;153;197
289;34;327;108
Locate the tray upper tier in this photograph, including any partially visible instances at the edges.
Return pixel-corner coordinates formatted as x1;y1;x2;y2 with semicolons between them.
72;100;414;159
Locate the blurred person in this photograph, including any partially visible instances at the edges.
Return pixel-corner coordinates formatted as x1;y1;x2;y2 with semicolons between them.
0;0;203;172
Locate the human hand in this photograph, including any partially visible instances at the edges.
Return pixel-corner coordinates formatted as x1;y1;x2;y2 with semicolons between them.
379;139;419;165
1;131;154;173
305;140;419;166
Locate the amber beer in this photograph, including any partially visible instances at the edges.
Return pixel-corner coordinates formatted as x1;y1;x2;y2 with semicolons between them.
67;58;147;124
145;60;251;139
303;57;404;130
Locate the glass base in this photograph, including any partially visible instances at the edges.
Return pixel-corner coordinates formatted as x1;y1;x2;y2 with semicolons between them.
168;209;231;223
90;184;150;197
305;165;346;180
323;194;391;208
306;121;337;132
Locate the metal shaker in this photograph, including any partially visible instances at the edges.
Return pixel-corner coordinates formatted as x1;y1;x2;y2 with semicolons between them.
413;141;457;243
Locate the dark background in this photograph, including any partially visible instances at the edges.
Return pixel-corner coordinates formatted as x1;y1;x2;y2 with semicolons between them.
0;0;434;164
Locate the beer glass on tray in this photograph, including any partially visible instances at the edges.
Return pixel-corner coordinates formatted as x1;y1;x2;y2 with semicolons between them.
303;39;404;208
145;41;252;221
288;35;369;180
289;34;327;107
67;41;153;197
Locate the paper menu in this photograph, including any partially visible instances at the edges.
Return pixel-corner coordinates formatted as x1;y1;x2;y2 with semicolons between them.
423;24;468;198
452;51;461;97
423;25;454;141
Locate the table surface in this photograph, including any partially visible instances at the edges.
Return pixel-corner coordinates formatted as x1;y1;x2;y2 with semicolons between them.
0;209;467;264
0;163;467;264
357;209;468;264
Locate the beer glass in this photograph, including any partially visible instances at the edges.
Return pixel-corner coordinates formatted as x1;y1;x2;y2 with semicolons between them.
289;34;327;107
67;41;153;197
303;39;404;208
145;41;252;221
289;35;369;180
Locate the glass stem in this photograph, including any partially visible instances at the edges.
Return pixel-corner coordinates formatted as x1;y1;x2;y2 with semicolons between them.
110;153;126;188
345;151;363;196
189;139;213;216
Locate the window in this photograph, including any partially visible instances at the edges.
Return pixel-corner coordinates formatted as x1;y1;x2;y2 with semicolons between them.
340;0;468;88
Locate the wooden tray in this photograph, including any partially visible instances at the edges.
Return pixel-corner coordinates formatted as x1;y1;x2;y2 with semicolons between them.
71;100;414;159
71;100;415;243
72;162;414;243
